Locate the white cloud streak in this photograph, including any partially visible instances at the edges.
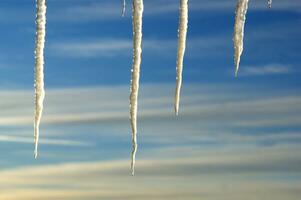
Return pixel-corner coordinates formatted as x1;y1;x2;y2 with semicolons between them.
0;145;300;199
0;135;89;146
240;64;292;76
49;37;226;58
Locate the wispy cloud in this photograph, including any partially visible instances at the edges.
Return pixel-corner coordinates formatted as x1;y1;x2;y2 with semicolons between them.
0;84;300;125
0;144;300;199
2;147;301;180
0;83;300;146
0;83;300;199
49;36;227;58
50;39;132;57
0;135;89;146
240;64;293;76
47;0;301;22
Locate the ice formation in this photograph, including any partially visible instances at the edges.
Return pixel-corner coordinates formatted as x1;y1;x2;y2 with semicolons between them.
129;0;144;175
122;0;126;17
233;0;249;76
268;0;272;8
20;0;279;174
34;0;46;159
174;0;188;115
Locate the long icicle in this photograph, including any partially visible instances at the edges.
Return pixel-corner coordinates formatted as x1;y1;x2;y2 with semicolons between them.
268;0;272;8
129;0;143;176
174;0;188;116
122;0;126;17
34;0;46;159
233;0;249;77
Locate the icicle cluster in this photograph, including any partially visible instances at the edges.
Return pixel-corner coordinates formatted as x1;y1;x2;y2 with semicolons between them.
34;0;46;159
268;0;272;8
175;0;188;116
24;0;276;174
233;0;249;76
129;0;144;176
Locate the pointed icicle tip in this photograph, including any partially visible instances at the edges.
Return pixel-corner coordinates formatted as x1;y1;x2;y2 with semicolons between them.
34;0;46;158
235;59;240;77
174;105;179;116
131;140;137;176
34;151;38;159
235;68;239;77
129;0;143;176
174;0;188;116
131;167;135;176
34;126;39;159
233;0;249;77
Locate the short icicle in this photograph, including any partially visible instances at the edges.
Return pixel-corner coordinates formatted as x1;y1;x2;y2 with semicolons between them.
233;0;249;77
122;0;126;17
129;0;143;176
34;0;47;159
174;0;188;116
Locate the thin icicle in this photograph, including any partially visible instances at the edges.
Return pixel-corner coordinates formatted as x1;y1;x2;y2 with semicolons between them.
233;0;249;77
174;0;188;116
34;0;46;159
129;0;143;176
122;0;126;17
268;0;272;8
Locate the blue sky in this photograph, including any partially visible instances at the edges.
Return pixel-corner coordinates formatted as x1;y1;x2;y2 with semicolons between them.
0;0;300;199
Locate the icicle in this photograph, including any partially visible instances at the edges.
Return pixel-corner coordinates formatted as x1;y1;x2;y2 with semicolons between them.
268;0;272;8
122;0;126;17
34;0;46;159
129;0;143;176
233;0;249;77
174;0;188;116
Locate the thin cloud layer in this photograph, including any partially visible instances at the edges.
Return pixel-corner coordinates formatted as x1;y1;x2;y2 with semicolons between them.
0;135;89;146
46;0;301;22
0;83;300;163
240;64;292;76
0;144;300;200
0;86;300;200
0;84;300;126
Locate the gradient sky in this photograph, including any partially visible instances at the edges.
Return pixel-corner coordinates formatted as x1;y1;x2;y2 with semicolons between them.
0;0;300;199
